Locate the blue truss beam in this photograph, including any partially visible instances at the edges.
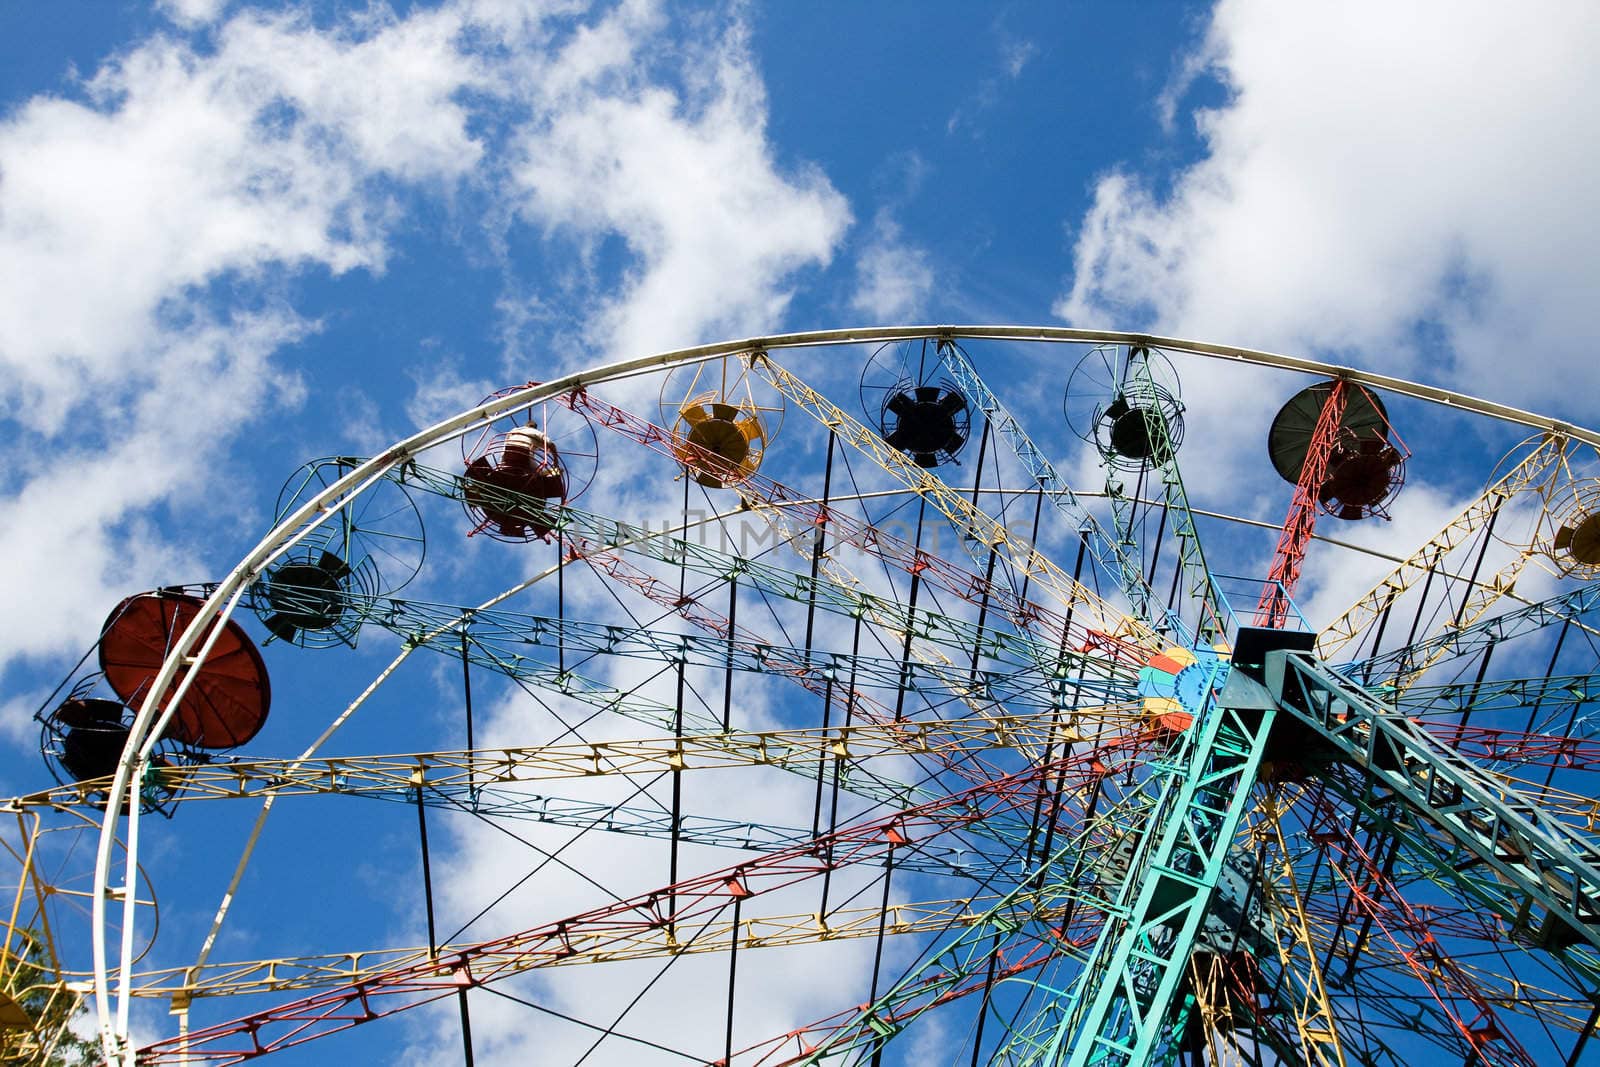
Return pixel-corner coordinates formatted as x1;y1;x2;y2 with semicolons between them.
1347;583;1600;684
936;340;1167;633
992;657;1277;1066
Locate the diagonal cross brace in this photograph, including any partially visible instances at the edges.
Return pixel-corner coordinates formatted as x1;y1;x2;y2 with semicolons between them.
935;340;1169;635
1263;651;1600;953
1346;582;1600;688
1116;348;1224;644
992;657;1277;1066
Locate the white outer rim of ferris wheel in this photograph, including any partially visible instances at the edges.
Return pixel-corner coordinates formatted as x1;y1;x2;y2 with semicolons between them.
90;324;1600;1064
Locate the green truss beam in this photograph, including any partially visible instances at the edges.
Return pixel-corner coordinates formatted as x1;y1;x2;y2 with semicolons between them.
1264;651;1600;954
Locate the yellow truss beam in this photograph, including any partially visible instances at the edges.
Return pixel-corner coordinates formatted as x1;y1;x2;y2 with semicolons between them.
744;350;1158;650
1474;774;1600;835
138;893;1074;1003
0;810;96;1065
15;709;1137;811
696;465;1067;742
1184;953;1261;1067
1252;786;1347;1067
1318;435;1567;662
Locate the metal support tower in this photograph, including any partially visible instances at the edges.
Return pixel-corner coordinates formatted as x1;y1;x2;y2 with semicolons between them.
995;655;1275;1065
1262;651;1600;953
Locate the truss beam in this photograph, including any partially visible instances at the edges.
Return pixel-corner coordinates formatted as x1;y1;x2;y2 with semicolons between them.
1349;583;1600;690
1258;380;1349;628
133;762;1078;1063
1246;786;1348;1067
322;587;1124;714
1264;651;1600;953
933;342;1163;633
1394;673;1600;721
390;462;1055;674
743;351;1159;650
135;893;1077;1003
29;716;1127;811
1109;347;1225;643
1319;435;1568;659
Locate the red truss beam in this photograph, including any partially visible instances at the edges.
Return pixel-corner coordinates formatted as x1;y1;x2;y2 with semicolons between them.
562;389;1154;666
138;752;1127;1064
1257;381;1350;628
1311;798;1537;1066
1079;629;1158;669
1421;722;1600;770
1302;896;1518;943
569;541;1015;785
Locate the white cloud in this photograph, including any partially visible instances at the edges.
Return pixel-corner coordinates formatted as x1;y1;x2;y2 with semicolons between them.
0;9;484;433
406;357;502;431
2;3;864;1062
158;0;228;27
0;312;307;670
509;4;850;361
1059;0;1600;418
947;23;1037;137
0;5;497;679
1002;40;1038;80
851;212;935;323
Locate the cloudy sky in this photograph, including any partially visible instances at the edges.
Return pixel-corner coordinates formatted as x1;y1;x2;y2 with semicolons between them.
3;1;1598;1064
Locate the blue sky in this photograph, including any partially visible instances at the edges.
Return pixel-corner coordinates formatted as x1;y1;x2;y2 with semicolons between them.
3;1;1599;1064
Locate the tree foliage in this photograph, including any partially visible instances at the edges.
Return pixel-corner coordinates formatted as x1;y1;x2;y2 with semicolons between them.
3;929;98;1066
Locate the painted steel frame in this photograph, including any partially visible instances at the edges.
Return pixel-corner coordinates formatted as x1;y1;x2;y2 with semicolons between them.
1263;651;1600;954
1109;347;1224;644
998;657;1275;1065
934;340;1171;636
88;325;1600;1065
1317;435;1569;660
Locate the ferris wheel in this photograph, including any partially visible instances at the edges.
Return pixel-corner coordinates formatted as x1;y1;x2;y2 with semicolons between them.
7;327;1600;1067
